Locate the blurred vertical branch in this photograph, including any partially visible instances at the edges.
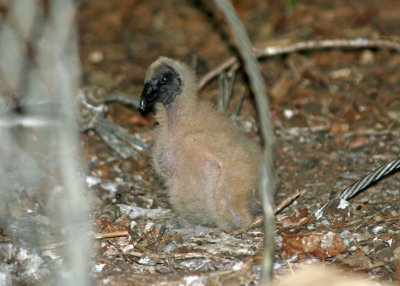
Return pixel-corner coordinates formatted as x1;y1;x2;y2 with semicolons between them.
0;0;91;285
213;0;276;284
49;1;91;285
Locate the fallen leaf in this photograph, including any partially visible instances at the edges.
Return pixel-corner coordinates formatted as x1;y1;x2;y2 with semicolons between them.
330;122;349;133
282;231;345;258
270;73;293;104
349;136;367;149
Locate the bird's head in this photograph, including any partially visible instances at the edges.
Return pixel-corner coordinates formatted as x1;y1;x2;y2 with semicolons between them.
140;57;196;110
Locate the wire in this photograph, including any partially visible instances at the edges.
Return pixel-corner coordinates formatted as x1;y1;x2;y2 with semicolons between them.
315;157;400;219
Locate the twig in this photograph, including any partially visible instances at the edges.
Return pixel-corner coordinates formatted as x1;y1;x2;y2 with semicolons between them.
106;244;230;263
230;87;245;120
155;223;166;253
199;57;237;89
199;37;400;89
106;91;140;109
341;129;400;137
357;260;387;272
230;190;300;236
107;239;136;264
40;231;129;251
93;230;129;239
95;118;149;159
254;38;400;57
40;241;68;251
274;189;300;215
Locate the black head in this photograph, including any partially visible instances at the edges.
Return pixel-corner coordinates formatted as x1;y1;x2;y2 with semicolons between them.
140;62;183;110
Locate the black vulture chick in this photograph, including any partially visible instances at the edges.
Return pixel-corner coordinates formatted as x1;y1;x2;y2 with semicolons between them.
141;57;261;230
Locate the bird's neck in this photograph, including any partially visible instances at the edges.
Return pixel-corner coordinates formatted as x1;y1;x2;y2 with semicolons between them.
163;96;197;127
165;103;178;126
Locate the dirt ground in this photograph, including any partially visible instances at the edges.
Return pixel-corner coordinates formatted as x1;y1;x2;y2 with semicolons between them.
2;0;400;285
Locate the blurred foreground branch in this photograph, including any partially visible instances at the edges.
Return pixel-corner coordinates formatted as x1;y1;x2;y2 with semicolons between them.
0;1;91;285
214;0;276;284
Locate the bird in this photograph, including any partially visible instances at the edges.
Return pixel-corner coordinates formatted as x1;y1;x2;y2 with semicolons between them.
140;57;261;230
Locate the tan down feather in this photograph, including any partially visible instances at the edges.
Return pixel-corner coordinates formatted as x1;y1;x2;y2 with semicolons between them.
144;57;261;230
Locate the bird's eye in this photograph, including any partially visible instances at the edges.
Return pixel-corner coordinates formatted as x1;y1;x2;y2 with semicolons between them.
160;73;172;84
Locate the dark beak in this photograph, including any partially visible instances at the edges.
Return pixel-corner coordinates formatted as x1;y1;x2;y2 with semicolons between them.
140;82;159;110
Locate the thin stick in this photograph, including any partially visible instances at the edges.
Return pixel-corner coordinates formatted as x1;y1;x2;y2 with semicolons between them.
199;37;400;89
40;231;129;251
93;230;129;239
199;57;237;89
274;189;300;215
230;190;300;236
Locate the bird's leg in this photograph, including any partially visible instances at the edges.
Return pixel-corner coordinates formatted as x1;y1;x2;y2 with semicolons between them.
201;152;249;229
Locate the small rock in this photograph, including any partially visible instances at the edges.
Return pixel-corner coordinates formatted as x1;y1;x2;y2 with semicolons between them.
89;51;104;64
360;50;374;65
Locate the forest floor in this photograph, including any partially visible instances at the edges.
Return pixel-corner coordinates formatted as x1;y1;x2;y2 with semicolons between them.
79;0;400;284
2;0;400;285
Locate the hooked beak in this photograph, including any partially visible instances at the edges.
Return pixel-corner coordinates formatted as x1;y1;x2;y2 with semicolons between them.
140;82;159;110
